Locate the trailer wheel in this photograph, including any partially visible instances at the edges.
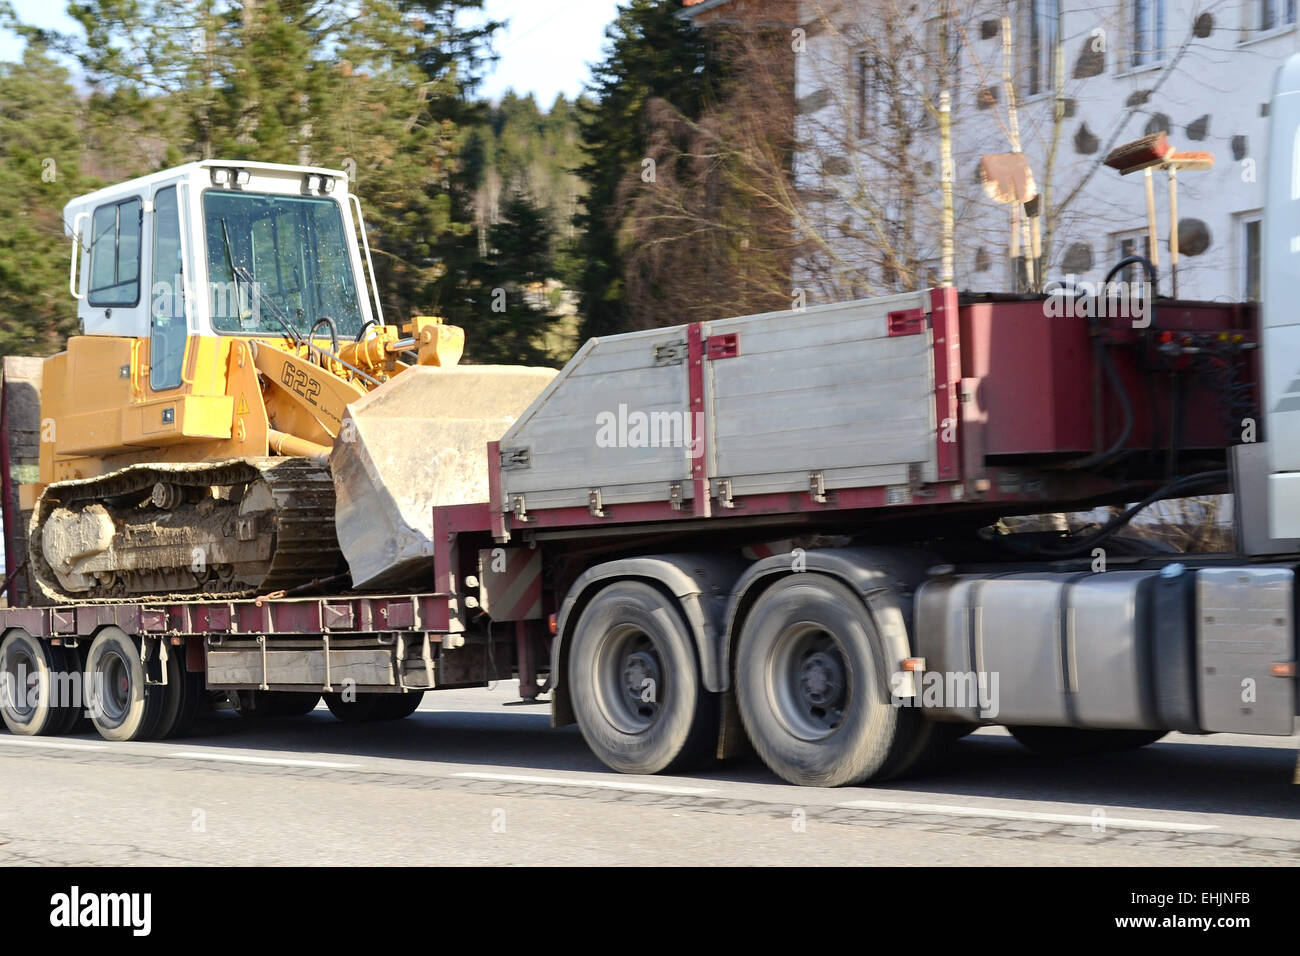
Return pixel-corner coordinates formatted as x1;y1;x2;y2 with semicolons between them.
734;574;912;787
152;649;203;739
272;692;323;717
1008;726;1166;756
50;644;91;735
374;691;424;720
84;627;164;742
0;629;69;736
234;690;322;718
323;692;385;722
568;580;717;774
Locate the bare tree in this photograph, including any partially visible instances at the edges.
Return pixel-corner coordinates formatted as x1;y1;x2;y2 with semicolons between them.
613;15;798;328
628;0;1230;319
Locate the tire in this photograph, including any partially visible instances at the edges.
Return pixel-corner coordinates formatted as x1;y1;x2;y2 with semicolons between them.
233;690;321;718
568;580;718;775
0;629;70;736
272;692;322;717
152;648;202;740
880;717;976;778
323;692;385;722
373;691;423;720
84;627;164;742
734;574;918;787
51;645;89;735
1008;726;1167;756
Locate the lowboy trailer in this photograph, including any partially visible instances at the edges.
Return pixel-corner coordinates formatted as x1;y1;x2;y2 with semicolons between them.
6;62;1300;788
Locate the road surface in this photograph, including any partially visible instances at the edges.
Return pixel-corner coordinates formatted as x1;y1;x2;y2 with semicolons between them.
1;681;1297;865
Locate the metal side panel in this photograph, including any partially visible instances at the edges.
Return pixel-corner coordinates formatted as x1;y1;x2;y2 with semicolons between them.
1196;567;1296;735
1066;571;1160;729
913;576;981;721
974;576;1071;726
498;329;693;510
706;291;938;495
1232;443;1300;555
205;638;397;688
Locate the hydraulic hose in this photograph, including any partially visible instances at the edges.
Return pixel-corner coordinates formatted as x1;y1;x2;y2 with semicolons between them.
994;469;1229;558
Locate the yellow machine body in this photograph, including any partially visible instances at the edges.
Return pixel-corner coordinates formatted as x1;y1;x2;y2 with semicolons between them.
25;315;462;507
18;159;547;600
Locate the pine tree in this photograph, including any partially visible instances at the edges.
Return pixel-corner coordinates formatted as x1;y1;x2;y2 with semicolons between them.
42;0;501;329
574;0;716;339
0;44;93;358
459;191;556;365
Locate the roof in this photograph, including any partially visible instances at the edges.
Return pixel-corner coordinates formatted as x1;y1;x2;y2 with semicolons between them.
678;0;737;17
62;160;349;226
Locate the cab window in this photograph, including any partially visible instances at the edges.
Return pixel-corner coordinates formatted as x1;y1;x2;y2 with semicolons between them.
88;197;143;307
150;187;186;391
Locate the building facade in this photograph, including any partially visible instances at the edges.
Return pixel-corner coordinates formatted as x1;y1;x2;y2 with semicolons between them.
685;0;1299;303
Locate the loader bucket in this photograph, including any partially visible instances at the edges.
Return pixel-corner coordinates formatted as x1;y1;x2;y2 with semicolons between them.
330;364;557;589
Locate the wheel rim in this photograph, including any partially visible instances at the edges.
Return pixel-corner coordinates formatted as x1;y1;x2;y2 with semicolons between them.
95;649;132;724
765;624;850;742
3;645;40;720
594;625;665;734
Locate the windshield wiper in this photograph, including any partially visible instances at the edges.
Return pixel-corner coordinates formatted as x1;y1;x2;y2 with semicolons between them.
213;217;380;388
218;216;304;349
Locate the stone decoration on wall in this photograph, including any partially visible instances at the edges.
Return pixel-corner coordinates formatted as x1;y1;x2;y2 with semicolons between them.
1061;242;1093;273
1074;36;1104;78
1075;122;1099;154
1178;218;1211;256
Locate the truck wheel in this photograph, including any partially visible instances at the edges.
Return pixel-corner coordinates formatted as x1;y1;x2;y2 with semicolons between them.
152;649;202;739
235;691;322;718
734;575;911;787
0;629;69;735
568;581;717;774
323;692;385;722
271;692;322;717
374;691;423;720
52;645;91;735
84;627;164;742
1008;726;1166;756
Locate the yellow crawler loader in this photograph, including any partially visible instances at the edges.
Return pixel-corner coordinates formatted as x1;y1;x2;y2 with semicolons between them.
20;160;554;602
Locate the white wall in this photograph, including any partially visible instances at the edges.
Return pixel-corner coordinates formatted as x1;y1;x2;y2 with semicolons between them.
791;0;1298;301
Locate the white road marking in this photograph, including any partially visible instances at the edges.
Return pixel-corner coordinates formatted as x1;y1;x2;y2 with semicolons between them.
453;771;717;796
838;798;1217;832
170;752;361;769
0;737;106;752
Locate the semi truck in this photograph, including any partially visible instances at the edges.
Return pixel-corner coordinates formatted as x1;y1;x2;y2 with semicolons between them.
4;63;1300;789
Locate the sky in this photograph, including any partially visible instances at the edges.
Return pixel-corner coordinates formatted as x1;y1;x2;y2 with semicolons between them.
476;0;623;103
0;0;625;104
0;0;625;568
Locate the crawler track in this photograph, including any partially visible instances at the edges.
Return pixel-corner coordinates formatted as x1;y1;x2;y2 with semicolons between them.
29;457;344;604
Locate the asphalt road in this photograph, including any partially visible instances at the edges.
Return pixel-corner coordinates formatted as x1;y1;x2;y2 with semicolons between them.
1;681;1298;866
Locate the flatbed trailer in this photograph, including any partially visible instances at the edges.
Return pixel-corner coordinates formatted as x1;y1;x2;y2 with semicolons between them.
11;57;1300;787
3;280;1294;787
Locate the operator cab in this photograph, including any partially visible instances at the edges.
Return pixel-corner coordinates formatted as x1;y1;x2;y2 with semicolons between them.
64;160;381;393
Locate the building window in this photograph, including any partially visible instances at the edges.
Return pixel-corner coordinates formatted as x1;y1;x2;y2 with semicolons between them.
1131;0;1166;68
1241;214;1262;300
855;51;882;138
1113;228;1154;284
1022;0;1060;96
1243;0;1297;37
